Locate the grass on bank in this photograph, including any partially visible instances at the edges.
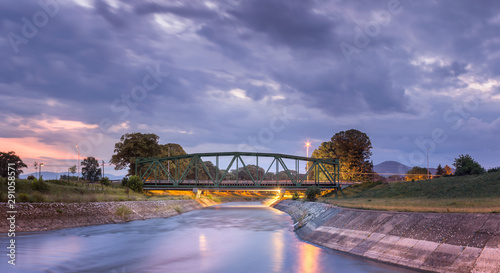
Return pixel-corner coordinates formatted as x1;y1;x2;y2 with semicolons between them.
0;177;276;203
315;171;500;213
0;177;150;203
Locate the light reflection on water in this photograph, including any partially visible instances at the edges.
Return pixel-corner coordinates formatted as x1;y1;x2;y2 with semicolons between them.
1;202;417;273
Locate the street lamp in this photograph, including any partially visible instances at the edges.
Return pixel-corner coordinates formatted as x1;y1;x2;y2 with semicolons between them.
76;145;80;182
305;141;311;158
427;147;430;180
39;163;44;180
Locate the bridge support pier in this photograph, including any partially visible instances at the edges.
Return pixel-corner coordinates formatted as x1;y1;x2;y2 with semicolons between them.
193;188;202;199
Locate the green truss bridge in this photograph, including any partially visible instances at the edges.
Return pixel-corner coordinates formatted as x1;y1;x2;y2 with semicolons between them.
136;152;340;191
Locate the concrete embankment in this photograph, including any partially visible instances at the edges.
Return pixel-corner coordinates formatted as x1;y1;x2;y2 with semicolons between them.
1;199;218;232
272;200;500;273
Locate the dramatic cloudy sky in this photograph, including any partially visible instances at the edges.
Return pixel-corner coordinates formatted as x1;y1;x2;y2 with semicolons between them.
1;0;500;176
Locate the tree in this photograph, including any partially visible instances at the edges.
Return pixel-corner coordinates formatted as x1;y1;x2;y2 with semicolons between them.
305;186;321;201
436;164;444;176
0;151;27;178
127;175;143;192
405;166;429;181
82;157;102;182
309;129;373;182
453;154;485;176
444;165;453;175
69;165;77;176
111;133;161;176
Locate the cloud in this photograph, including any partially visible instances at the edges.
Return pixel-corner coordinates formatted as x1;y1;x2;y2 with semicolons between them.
1;0;500;173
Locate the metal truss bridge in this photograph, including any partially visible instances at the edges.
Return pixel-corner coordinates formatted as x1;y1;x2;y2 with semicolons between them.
136;152;340;190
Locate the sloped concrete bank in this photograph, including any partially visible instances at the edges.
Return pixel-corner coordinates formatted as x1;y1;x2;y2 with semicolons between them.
0;199;218;232
272;200;500;273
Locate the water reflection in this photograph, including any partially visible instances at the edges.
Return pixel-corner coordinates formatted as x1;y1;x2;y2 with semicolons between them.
297;242;320;273
1;202;417;273
271;230;284;272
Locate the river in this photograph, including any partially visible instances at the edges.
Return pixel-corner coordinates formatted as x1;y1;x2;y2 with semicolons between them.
3;202;417;272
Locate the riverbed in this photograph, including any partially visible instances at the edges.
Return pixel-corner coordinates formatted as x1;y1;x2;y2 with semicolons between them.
2;202;417;272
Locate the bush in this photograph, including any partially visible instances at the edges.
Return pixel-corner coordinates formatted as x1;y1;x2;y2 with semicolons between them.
30;192;46;202
453;154;485;176
32;179;49;193
127;175;143;193
18;193;29;202
291;192;300;200
488;167;500;173
115;205;132;220
305;186;321;201
121;177;129;187
27;175;36;180
100;177;111;187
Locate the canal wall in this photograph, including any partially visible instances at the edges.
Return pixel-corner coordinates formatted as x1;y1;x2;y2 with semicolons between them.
272;200;500;273
0;199;218;232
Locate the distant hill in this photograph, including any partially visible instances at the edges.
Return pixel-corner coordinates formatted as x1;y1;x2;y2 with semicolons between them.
374;161;454;177
20;172;124;181
374;161;411;176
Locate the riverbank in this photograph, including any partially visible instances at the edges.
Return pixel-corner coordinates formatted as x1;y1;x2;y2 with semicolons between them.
0;199;218;232
271;200;500;273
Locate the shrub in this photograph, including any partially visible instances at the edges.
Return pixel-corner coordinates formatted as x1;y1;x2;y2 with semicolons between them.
32;179;49;193
127;175;143;193
453;154;485;176
487;167;500;173
27;175;36;180
305;186;321;201
291;192;300;200
100;177;111;187
121;177;129;187
18;193;29;202
30;192;46;202
115;205;132;220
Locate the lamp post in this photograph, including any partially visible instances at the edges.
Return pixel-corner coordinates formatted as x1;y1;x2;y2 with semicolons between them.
39;163;43;180
427;147;430;180
76;145;80;182
306;141;311;158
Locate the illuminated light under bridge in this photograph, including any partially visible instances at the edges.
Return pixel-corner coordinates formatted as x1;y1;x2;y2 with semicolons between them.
135;152;340;191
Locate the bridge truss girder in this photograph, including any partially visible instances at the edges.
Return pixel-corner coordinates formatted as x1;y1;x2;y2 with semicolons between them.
135;152;340;189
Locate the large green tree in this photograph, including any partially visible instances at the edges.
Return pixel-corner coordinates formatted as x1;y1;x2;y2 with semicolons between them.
309;129;373;182
110;133;189;177
81;156;102;182
0;151;27;178
111;133;162;176
453;154;485;176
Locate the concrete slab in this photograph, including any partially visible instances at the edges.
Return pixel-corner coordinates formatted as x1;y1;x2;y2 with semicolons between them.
350;232;385;256
447;214;490;247
405;214;446;242
471;247;500;273
367;213;395;233
448;246;483;273
420;243;464;272
380;237;419;264
364;234;401;260
479;214;500;235
333;230;372;252
397;240;440;269
388;213;425;237
343;211;373;230
375;213;409;235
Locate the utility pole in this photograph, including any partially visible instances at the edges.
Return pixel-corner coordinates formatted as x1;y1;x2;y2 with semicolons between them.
76;145;80;182
427;147;430;180
102;160;105;178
